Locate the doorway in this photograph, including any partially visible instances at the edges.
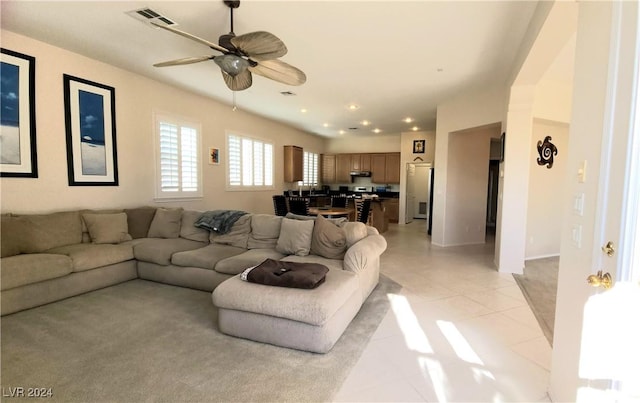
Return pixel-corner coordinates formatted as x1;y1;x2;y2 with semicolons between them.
405;163;432;232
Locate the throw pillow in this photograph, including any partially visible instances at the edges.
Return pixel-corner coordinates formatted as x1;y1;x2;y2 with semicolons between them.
212;214;252;248
1;215;23;257
147;207;183;238
247;214;283;249
310;215;347;259
276;218;314;256
124;207;157;239
180;210;210;242
82;213;132;244
285;212;347;225
340;221;368;247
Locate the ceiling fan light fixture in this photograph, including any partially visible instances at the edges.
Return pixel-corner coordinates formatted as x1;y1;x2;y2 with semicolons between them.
214;54;250;77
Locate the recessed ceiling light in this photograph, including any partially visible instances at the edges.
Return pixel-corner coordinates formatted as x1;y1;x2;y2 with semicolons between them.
403;117;413;123
412;126;419;131
338;130;345;135
348;104;359;111
361;120;370;126
323;123;330;128
300;108;307;113
372;128;381;134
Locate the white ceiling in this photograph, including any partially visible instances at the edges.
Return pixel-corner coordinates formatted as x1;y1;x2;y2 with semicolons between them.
1;1;539;138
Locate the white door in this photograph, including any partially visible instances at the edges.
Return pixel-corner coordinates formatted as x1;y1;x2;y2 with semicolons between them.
550;2;640;401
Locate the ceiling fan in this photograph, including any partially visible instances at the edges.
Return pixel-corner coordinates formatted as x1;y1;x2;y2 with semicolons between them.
151;0;306;91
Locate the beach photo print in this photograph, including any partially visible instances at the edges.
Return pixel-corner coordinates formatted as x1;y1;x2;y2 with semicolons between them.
0;48;38;177
63;74;118;186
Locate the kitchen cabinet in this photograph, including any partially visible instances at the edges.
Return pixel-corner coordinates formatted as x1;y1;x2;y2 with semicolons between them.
336;154;352;183
284;145;303;182
371;153;400;184
350;154;371;172
371;154;386;183
384;198;399;223
321;154;336;183
385;153;401;183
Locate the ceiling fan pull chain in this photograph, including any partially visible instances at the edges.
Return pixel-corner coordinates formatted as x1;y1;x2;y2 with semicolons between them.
232;92;237;111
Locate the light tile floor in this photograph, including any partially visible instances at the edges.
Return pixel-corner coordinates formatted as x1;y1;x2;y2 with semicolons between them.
334;221;552;402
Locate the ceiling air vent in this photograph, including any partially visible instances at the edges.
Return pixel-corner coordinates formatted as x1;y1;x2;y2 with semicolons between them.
280;91;296;96
126;8;177;27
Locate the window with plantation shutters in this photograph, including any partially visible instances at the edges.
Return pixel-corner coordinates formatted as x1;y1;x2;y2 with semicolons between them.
154;114;202;200
227;133;274;190
299;151;318;187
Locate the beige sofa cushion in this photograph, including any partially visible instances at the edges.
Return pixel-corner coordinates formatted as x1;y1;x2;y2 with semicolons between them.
276;218;314;256
1;215;23;257
215;249;286;275
171;244;245;270
47;243;134;272
82;213;132;244
310;215;347;259
180;210;210;242
147;208;183;238
17;211;82;253
133;238;206;265
212;214;252;249
212;268;359;326
1;253;73;290
124;207;157;239
340;221;368;247
247;214;282;249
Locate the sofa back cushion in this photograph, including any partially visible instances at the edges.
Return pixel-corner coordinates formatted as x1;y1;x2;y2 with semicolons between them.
212;214;252;249
147;207;183;238
79;209;124;242
340;222;368;247
310;215;347;259
1;215;23;257
247;214;282;249
180;210;210;242
276;218;314;256
82;213;132;244
17;211;82;253
125;207;157;239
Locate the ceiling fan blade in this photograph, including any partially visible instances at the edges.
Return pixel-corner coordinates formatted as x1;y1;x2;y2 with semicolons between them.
221;69;253;91
230;31;287;61
150;21;229;54
154;56;213;67
249;59;306;86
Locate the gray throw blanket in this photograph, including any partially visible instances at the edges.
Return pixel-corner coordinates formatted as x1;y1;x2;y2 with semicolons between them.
195;210;247;234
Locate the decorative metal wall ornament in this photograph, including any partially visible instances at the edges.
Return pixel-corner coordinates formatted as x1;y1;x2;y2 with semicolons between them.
537;135;558;169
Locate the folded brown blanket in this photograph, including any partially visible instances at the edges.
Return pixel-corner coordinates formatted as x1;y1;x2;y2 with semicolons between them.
241;259;329;289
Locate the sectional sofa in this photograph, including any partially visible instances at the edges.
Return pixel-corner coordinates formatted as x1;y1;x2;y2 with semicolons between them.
0;207;387;352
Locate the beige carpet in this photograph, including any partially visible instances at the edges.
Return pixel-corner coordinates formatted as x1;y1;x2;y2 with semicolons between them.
1;276;401;402
513;257;559;345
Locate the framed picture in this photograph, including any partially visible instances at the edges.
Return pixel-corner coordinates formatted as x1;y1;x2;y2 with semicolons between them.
209;147;219;165
413;139;425;154
63;74;118;186
1;48;38;177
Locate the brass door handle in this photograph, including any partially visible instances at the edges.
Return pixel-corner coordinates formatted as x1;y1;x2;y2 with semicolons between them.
587;270;613;289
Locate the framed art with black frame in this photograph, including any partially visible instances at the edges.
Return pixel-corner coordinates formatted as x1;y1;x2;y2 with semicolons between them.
1;48;38;178
63;74;118;186
413;139;425;154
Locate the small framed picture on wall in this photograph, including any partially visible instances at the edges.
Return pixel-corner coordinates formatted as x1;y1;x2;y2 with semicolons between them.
209;147;219;165
413;139;425;154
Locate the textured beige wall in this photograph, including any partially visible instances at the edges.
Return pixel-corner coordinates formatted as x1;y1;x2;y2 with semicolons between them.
0;30;325;214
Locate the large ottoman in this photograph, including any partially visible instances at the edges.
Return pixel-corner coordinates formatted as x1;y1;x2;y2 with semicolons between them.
211;269;362;353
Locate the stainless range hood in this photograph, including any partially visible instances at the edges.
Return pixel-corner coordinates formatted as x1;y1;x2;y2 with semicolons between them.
350;171;371;177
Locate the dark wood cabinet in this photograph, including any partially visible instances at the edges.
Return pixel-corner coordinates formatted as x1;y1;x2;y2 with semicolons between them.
336;154;352;183
385;153;401;184
321;154;336;183
385;198;399;223
284;145;303;182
